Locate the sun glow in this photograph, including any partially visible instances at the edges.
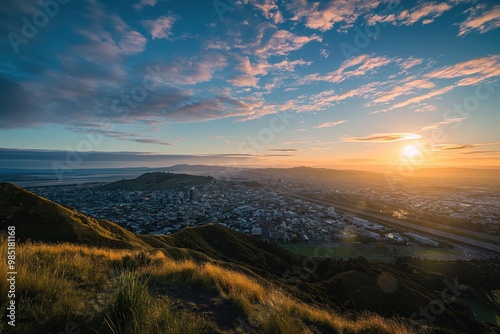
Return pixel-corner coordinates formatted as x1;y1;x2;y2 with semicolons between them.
402;144;421;159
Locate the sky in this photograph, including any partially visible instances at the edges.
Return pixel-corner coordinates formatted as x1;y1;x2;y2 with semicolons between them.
1;0;499;171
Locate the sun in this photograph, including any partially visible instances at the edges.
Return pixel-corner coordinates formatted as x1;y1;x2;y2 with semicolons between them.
402;144;421;159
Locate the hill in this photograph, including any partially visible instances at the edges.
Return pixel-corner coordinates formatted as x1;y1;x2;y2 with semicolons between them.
101;172;213;191
166;164;239;172
0;183;150;249
0;183;499;333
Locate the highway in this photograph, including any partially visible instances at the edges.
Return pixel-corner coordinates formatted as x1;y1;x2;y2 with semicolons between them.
288;194;500;254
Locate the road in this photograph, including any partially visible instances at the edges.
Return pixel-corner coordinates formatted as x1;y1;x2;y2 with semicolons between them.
288;194;500;254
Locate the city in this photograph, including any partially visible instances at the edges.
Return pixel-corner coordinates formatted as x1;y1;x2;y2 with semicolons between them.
28;169;500;261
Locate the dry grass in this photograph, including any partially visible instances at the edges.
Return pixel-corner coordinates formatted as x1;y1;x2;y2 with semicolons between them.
0;237;426;333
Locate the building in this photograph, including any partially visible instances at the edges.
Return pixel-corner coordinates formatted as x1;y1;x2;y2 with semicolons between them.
252;227;262;236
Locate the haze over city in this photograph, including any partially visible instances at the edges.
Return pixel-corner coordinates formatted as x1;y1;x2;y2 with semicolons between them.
1;0;499;171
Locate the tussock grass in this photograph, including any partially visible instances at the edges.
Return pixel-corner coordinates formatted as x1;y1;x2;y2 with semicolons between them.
0;237;425;333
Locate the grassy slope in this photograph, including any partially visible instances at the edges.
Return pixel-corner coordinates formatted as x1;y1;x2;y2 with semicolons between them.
0;183;150;249
101;172;213;191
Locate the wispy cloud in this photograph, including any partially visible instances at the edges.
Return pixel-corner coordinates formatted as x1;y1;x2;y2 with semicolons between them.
131;138;172;146
133;0;157;11
256;30;321;57
434;141;500;151
367;1;454;26
143;14;177;40
421;117;465;131
314;120;348;128
253;0;284;24
301;54;393;84
287;0;390;31
459;5;500;36
343;133;421;143
268;148;299;152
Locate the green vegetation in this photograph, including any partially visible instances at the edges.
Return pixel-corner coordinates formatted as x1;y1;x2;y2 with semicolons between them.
281;244;359;257
101;172;213;191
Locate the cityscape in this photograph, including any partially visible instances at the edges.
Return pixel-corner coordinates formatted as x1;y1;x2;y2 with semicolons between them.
28;167;500;261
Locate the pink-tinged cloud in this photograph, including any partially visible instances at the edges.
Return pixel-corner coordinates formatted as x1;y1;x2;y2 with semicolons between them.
256;30;321;57
425;55;500;82
343;133;421;143
301;54;393;84
459;5;500;36
287;0;388;31
421;117;465;131
367;2;453;26
254;0;284;24
372;79;435;104
314;120;348;128
390;85;455;110
143;14;177;40
399;57;424;70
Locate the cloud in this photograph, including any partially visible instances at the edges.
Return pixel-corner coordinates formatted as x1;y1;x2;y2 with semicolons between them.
143;14;177;40
320;49;330;58
412;104;437;113
253;0;284;24
130;138;172;146
268;148;299;152
343;133;421;143
134;0;157;11
459;5;500;36
373;55;500;113
287;0;390;31
256;30;321;57
436;144;475;150
398;57;424;70
314;120;348;128
425;55;500;86
461;150;500;155
0;148;257;169
383;85;455;111
155;53;227;85
112;15;147;55
230;57;311;87
366;1;454;26
302;54;393;84
421;117;465;131
372;79;435;104
434;141;500;151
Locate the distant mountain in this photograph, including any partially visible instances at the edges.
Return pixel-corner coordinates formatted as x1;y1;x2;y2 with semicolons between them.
101;171;213;191
412;167;500;179
0;183;498;333
166;164;239;172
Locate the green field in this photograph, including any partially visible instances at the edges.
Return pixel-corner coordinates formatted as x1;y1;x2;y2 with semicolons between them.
461;297;500;326
281;244;462;261
281;244;359;257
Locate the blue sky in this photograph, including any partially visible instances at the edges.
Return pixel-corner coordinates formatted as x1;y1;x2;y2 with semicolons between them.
1;0;499;170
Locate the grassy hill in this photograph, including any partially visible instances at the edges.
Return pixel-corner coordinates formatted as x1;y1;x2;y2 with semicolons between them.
0;183;150;249
101;172;213;191
0;183;499;333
